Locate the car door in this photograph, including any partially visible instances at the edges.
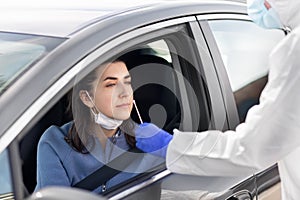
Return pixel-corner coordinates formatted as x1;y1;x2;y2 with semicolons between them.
111;10;285;200
0;15;213;200
14;14;234;199
102;16;258;200
198;13;285;199
69;16;221;198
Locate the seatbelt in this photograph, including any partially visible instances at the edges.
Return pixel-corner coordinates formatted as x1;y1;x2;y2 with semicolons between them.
73;147;144;191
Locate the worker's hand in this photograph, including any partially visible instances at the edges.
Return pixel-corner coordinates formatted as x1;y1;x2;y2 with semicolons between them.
135;123;173;158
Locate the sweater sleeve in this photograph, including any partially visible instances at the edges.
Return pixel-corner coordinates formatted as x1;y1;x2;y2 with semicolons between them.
35;126;71;191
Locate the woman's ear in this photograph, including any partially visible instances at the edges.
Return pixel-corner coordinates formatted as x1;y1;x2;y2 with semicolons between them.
79;90;94;108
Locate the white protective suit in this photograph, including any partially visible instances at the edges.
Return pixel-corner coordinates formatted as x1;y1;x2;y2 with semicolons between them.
166;0;300;199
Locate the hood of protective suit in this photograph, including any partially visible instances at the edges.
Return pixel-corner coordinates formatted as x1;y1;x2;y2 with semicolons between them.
268;0;300;29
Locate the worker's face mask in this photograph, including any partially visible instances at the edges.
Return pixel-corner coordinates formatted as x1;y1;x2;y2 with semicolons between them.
85;91;123;130
247;0;283;29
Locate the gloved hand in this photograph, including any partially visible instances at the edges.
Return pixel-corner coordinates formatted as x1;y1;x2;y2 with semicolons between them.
135;123;173;158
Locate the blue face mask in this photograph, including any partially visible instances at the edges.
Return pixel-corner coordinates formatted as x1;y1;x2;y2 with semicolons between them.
247;0;283;29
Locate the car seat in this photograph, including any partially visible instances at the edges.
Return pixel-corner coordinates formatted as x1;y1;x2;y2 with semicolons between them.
19;94;72;194
119;48;181;133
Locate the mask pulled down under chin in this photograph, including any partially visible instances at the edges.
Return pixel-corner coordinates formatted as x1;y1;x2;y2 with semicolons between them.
94;111;123;130
247;0;283;29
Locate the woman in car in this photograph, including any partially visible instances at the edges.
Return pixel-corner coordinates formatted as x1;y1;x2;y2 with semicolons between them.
35;57;162;193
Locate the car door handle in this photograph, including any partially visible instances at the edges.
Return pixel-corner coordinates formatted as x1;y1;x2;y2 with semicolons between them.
226;190;252;200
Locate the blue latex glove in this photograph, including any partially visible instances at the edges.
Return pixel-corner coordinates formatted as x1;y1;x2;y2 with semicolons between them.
135;123;173;158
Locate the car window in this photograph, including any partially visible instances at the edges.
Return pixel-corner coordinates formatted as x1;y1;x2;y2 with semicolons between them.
208;20;284;121
21;22;212;197
21;38;181;195
0;32;65;95
99;23;212;197
0;149;14;200
27;38;178;195
121;39;182;132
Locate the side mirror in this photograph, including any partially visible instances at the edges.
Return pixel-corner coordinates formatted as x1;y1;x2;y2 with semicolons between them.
26;186;106;200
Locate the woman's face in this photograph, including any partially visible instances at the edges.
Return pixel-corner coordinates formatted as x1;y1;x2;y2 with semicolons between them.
93;61;133;120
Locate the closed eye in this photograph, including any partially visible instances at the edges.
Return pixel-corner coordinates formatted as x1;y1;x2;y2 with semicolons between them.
106;83;116;87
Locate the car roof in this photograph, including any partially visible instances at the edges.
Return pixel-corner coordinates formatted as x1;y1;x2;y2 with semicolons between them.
0;0;245;37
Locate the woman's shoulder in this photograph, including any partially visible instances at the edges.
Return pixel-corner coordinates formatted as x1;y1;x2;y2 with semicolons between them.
37;122;75;163
39;122;73;146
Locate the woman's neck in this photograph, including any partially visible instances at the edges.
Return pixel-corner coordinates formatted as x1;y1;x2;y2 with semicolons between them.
95;127;118;150
102;128;117;138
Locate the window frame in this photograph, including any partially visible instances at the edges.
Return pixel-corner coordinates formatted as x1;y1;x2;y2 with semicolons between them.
1;16;215;199
0;141;24;200
197;13;282;199
197;14;252;129
99;18;216;197
205;17;285;123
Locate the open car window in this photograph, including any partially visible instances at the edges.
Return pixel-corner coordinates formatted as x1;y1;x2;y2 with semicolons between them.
100;23;212;197
19;21;211;198
122;40;181;133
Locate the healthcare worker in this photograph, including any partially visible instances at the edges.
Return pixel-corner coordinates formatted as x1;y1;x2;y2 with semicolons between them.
135;0;300;199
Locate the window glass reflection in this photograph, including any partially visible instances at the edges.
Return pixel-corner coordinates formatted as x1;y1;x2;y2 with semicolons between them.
208;19;284;121
0;149;13;195
208;19;284;92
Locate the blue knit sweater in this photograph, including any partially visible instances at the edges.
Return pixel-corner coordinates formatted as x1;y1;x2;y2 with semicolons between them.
35;122;163;193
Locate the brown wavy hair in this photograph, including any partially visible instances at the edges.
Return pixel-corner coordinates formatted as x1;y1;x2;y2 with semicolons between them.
65;60;136;153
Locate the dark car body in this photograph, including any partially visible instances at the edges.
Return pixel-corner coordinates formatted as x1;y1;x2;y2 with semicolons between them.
0;0;284;199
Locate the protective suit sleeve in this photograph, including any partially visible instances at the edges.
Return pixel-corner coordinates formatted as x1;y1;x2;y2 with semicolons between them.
166;30;300;176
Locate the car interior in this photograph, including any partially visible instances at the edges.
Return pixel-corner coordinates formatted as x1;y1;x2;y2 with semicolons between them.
234;75;268;122
19;46;182;195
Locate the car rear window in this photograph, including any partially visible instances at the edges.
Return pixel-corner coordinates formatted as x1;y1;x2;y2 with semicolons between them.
0;32;65;94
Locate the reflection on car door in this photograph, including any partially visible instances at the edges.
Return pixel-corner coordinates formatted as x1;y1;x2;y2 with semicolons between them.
199;14;285;199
